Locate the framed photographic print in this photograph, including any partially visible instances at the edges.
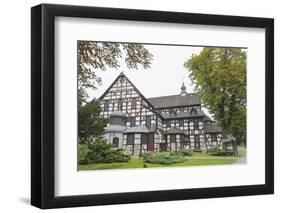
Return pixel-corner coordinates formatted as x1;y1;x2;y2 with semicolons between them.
31;3;274;209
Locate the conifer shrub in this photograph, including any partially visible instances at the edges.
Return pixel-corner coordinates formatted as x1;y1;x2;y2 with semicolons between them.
207;145;234;156
143;152;185;164
78;138;130;164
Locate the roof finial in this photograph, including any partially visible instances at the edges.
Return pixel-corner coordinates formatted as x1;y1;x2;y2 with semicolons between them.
180;81;188;96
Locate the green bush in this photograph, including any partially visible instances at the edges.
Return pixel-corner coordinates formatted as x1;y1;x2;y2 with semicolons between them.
171;149;193;157
143;152;185;165
87;138;130;163
78;143;90;165
207;145;234;156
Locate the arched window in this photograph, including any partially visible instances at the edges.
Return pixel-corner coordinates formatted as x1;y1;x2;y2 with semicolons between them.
112;137;119;148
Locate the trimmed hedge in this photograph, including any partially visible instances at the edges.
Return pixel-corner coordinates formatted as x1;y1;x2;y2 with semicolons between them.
143;152;185;165
207;145;234;156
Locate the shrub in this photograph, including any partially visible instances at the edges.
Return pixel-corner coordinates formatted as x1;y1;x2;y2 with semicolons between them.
78;143;90;165
171;149;193;157
143;152;185;164
207;145;234;156
87;138;130;163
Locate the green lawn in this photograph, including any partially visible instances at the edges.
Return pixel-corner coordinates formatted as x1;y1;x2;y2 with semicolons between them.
79;146;246;171
79;157;237;170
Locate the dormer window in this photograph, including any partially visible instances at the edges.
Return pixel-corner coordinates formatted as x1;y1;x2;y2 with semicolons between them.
119;76;124;84
190;108;197;115
169;109;177;116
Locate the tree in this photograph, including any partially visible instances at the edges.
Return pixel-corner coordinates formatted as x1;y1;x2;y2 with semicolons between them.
78;41;153;103
78;100;109;140
87;138;130;163
184;48;246;144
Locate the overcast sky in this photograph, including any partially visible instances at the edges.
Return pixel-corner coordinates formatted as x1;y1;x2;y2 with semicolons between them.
86;44;202;100
83;43;216;117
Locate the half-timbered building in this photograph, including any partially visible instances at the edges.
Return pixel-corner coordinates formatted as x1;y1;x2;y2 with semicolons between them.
99;72;222;156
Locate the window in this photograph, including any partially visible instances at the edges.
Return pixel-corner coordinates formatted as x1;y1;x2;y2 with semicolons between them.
118;99;123;110
194;135;200;150
166;120;171;128
119;76;124;84
112;137;119;147
194;120;199;130
190;108;197;115
211;134;217;142
132;97;137;109
170;134;176;143
141;134;147;144
179;119;184;127
127;134;134;145
130;117;136;127
194;135;200;143
146;116;151;128
104;100;109;112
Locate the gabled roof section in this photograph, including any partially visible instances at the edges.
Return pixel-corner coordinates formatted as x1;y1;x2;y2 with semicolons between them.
147;93;201;109
99;72;125;100
98;72;156;111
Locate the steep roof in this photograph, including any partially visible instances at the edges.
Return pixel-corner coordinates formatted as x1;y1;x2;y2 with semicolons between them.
205;124;222;133
147;93;201;109
99;72;156;111
109;111;127;117
105;125;127;133
161;109;205;119
164;128;185;135
124;125;150;133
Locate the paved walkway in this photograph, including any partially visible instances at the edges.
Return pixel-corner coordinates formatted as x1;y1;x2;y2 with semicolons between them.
234;156;246;164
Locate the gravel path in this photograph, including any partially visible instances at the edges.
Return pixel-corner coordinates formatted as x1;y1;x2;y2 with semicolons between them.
234;156;247;164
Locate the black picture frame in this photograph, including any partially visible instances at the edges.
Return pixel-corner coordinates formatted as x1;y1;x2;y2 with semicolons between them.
31;3;274;209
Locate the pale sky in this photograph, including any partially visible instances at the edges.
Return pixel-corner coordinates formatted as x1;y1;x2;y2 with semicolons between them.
86;44;202;100
84;43;214;117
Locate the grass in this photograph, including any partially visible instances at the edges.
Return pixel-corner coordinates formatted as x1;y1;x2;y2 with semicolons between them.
79;157;237;170
79;159;144;170
79;146;246;171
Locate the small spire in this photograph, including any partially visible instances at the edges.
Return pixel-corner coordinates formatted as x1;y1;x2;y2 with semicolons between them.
180;82;188;96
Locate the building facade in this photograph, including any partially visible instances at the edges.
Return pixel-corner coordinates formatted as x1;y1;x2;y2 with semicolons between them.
99;72;222;156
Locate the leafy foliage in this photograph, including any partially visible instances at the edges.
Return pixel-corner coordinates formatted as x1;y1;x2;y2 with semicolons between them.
79;100;109;140
78;41;153;103
207;145;234;156
87;138;130;163
78;143;90;165
143;152;185;164
171;149;193;157
184;48;246;144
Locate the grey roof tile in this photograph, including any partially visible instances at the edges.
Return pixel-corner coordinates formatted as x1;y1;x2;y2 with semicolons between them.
205;124;222;133
161;109;205;119
147;93;201;109
164;128;185;135
105;125;127;133
110;111;127;117
124;125;150;133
